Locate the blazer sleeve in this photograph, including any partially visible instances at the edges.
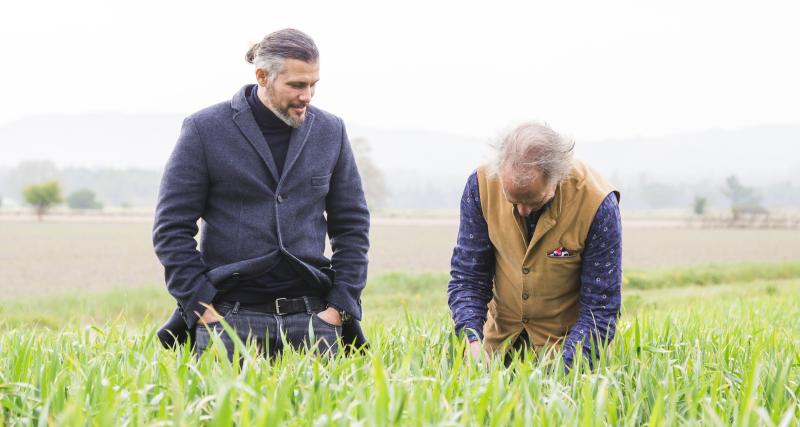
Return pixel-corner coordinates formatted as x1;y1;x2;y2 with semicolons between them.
152;117;217;328
324;119;371;320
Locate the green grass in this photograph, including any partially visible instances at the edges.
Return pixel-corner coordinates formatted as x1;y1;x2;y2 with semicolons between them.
1;263;799;425
1;293;798;425
623;261;800;290
2;262;800;327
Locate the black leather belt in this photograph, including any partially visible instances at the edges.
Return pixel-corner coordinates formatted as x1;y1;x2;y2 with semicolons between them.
233;296;326;315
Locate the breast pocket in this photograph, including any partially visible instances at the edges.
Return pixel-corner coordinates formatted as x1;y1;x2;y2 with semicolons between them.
542;254;583;297
311;174;332;192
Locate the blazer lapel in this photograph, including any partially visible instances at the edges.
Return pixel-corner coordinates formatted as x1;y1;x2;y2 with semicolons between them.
233;110;281;184
280;111;316;183
230;86;281;184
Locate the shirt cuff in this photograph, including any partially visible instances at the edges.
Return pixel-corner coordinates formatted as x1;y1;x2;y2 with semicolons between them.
457;325;484;342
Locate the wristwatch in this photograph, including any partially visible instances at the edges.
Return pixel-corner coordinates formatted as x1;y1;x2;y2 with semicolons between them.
332;306;351;323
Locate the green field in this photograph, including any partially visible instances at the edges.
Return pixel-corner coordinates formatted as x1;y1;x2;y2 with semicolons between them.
1;264;799;425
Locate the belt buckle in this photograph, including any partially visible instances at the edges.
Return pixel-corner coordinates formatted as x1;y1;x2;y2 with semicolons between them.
274;298;287;315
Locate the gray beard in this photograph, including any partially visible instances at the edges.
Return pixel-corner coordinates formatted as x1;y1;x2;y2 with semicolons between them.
268;104;304;128
263;85;305;128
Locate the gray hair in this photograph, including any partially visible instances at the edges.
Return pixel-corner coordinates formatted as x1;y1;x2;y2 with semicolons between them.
489;121;575;186
245;28;319;82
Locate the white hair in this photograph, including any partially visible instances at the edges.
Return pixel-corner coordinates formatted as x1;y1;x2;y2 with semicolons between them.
489;121;575;186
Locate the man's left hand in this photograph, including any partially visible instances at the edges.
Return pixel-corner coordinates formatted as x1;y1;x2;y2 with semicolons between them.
316;306;343;326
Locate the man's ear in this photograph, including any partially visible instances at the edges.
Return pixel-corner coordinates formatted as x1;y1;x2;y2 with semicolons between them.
255;68;268;87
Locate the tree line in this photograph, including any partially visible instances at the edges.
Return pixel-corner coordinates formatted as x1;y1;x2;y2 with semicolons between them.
0;137;388;220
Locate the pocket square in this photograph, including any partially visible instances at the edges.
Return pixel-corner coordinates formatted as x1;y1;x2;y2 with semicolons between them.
547;247;575;257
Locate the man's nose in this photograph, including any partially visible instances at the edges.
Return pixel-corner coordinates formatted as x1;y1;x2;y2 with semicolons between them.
299;87;312;102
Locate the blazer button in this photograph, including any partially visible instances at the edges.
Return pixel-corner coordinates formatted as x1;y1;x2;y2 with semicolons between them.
522;292;529;300
522;267;530;274
522;317;529;324
232;272;240;280
277;195;284;203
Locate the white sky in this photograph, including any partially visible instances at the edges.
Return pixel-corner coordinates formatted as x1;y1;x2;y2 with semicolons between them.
1;0;798;142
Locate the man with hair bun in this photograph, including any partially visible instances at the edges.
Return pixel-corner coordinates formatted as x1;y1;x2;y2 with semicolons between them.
447;121;621;369
154;28;369;359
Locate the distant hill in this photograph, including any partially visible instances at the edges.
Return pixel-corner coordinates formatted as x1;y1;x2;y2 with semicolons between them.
351;124;800;207
1;113;798;208
0;113;183;169
577;125;800;185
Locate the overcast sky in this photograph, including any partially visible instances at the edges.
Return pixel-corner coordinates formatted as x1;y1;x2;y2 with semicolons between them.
1;0;798;142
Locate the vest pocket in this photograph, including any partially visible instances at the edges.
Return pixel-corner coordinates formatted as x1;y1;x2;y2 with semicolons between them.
541;255;582;297
545;254;581;262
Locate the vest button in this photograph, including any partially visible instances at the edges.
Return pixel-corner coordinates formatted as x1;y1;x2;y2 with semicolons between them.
277;195;284;203
522;292;529;300
522;267;530;274
521;317;529;324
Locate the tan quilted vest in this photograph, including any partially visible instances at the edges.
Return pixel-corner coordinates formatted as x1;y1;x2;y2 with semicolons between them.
477;160;618;353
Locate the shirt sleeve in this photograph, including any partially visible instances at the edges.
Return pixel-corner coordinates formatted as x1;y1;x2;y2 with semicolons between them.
447;171;496;342
562;192;622;368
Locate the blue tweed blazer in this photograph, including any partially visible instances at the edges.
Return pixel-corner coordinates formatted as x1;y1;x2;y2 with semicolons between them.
153;85;370;327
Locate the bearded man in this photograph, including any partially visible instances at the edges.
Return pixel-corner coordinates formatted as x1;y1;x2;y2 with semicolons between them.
154;28;369;359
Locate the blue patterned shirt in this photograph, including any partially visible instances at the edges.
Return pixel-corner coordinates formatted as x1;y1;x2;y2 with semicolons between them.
447;171;621;367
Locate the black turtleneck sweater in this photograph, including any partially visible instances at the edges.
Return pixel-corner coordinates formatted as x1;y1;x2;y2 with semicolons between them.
246;85;292;176
214;85;320;303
